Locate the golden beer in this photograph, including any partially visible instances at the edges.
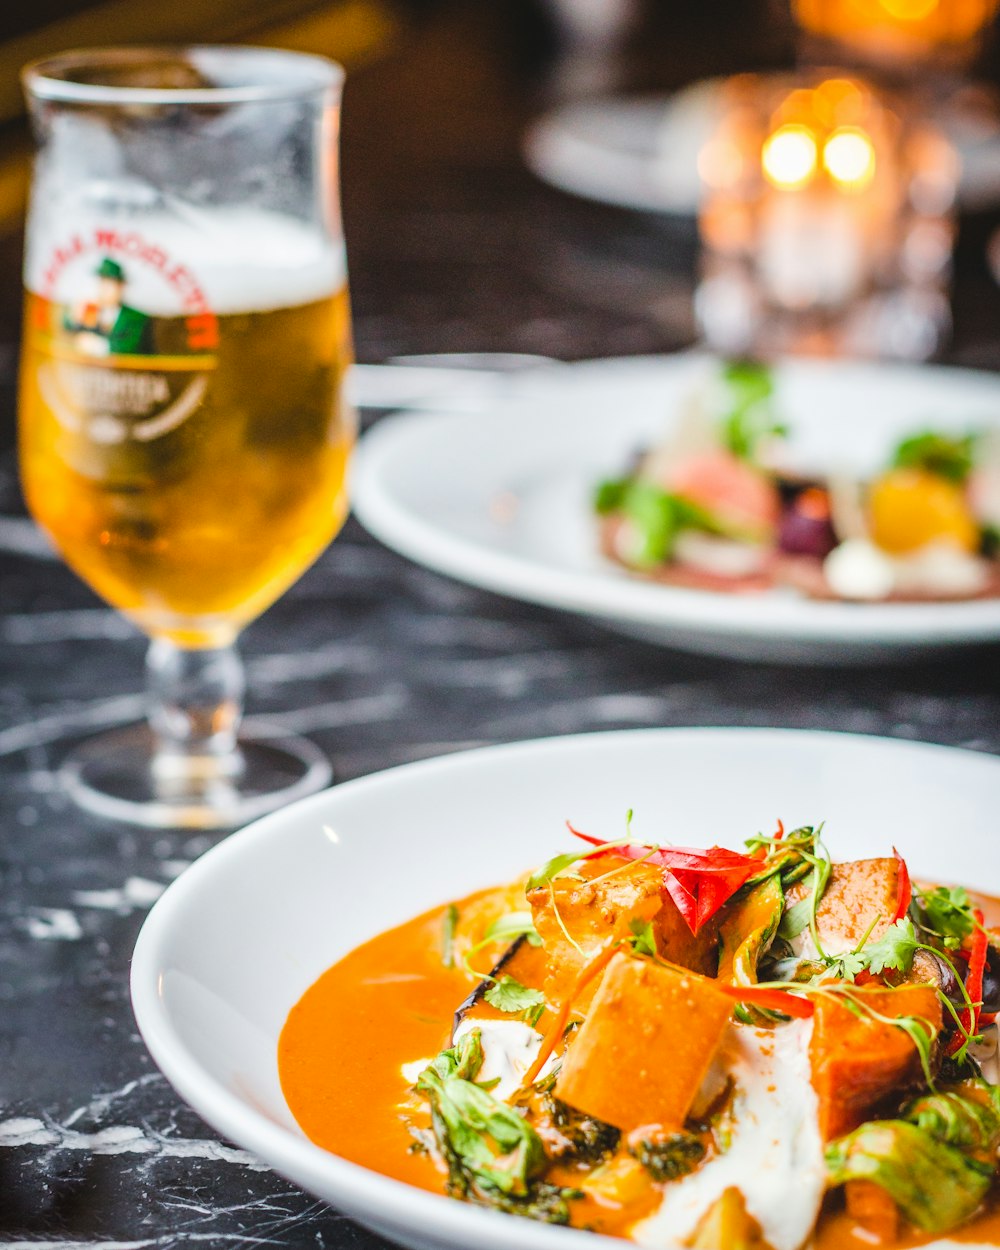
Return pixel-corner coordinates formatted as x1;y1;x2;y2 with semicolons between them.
20;284;354;648
20;46;355;826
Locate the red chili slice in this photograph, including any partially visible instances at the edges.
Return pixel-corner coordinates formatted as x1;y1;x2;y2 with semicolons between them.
567;824;759;935
945;908;988;1056
719;984;814;1018
891;847;912;923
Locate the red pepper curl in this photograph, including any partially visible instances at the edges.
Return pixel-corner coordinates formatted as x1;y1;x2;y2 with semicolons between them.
945;908;988;1056
568;824;759;935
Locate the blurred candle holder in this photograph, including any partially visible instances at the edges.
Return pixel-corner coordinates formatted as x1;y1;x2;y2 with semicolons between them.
696;73;959;360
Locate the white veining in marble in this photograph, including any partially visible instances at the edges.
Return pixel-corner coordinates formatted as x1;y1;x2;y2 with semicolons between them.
0;685;407;763
0;1115;267;1169
0;609;135;644
21;908;83;941
0;515;56;561
63;1074;165;1127
248;642;386;685
266;687;409;734
73;877;166;914
0;694;148;759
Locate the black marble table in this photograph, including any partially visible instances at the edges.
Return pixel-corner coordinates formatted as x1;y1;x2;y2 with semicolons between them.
2;1;1000;1246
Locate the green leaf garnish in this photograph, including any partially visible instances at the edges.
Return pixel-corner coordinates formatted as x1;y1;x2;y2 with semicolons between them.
628;917;659;959
484;975;546;1014
594;477;629;514
416;1030;575;1223
826;949;869;982
913;885;975;950
593;479;730;567
777;885;814;941
718;360;787;462
892;431;978;484
442;903;459;969
484;911;542;947
825;1119;993;1233
527;851;581;892
905;1081;1000;1153
862;918;919;977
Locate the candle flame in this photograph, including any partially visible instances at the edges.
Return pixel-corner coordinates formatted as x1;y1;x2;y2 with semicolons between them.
878;0;940;19
762;125;818;190
792;0;998;42
822;127;877;188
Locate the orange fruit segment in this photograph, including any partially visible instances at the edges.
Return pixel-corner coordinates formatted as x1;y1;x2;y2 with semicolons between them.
868;468;979;555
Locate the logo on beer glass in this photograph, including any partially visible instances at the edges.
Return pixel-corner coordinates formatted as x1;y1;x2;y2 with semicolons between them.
27;228;219;454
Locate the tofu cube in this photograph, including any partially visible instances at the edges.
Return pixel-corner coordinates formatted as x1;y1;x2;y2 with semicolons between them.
555;952;733;1133
528;860;719;1011
810;984;942;1140
787;858;900;957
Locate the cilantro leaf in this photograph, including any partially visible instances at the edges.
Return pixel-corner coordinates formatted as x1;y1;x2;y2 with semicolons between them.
863;918;919;976
827;949;869;982
914;886;975;950
628;917;658;959
484;975;546;1014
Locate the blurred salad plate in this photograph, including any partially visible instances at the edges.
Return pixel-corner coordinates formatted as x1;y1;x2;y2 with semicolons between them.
352;353;1000;662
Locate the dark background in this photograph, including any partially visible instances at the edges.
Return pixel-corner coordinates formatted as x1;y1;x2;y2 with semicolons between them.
1;0;999;452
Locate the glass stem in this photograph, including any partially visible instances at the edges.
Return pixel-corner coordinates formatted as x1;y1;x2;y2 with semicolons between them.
146;638;246;786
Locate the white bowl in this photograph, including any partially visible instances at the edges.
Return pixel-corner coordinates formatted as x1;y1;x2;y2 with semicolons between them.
131;728;1000;1250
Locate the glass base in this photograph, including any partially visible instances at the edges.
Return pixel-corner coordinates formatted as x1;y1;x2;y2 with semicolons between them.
59;719;332;830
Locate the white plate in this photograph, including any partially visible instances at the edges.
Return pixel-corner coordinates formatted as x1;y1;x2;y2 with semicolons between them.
351;353;1000;662
131;728;1000;1250
524;83;1000;216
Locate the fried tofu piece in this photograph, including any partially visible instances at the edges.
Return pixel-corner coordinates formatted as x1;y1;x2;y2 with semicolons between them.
787;858;900;956
809;985;941;1140
527;859;718;1009
555;952;733;1133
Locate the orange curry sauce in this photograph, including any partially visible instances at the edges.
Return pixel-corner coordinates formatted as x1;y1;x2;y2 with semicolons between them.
278;889;1000;1248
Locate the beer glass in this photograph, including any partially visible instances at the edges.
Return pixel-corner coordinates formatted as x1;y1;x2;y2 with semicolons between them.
19;47;354;828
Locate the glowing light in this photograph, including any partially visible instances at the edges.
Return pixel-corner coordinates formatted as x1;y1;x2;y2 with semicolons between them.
762;125;818;190
823;127;877;188
879;0;939;19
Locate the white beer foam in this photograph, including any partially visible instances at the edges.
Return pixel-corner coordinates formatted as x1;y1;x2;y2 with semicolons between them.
25;201;346;316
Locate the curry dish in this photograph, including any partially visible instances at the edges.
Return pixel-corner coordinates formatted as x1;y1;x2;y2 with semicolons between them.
280;821;1000;1249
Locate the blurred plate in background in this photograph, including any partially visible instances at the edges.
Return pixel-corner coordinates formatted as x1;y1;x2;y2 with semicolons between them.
352;353;1000;663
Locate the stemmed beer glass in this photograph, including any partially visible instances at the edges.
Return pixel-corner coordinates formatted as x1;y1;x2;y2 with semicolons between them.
19;47;355;828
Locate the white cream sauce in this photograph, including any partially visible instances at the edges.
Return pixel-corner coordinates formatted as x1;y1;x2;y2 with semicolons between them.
632;1020;825;1250
401;1018;554;1102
